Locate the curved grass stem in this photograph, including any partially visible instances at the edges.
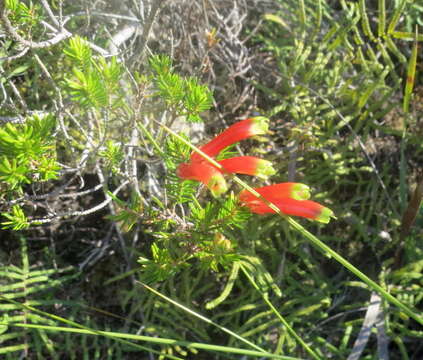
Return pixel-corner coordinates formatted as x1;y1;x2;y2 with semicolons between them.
0;295;302;360
240;264;322;360
286;217;423;326
138;282;268;354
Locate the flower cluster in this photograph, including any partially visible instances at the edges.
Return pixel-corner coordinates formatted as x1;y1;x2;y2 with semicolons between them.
177;117;273;196
177;117;334;223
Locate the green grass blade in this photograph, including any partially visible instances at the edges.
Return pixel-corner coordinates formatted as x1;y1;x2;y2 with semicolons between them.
316;0;322;32
0;344;28;355
138;282;268;354
387;0;408;34
1;323;304;359
392;31;423;41
378;0;386;37
240;265;322;360
403;29;418;113
299;0;306;34
205;261;240;309
385;36;407;63
137;121;165;157
359;0;376;40
285;217;423;326
0;296;182;360
20;236;29;275
263;14;291;32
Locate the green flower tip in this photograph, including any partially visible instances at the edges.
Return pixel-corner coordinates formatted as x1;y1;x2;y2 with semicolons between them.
256;159;276;179
291;183;311;200
316;206;336;224
250;116;269;135
208;175;228;197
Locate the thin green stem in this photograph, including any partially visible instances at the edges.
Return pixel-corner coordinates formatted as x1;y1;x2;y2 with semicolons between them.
286;217;423;326
0;323;303;360
0;295;181;360
378;0;386;37
137;121;165;157
240;265;322;360
138;282;267;353
298;0;306;35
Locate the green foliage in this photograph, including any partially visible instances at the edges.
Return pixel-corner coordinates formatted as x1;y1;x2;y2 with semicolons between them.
139;243;186;283
0;114;56;158
1;205;29;230
259;0;415;133
155;69;185;105
0;114;60;196
106;191;143;232
63;36;93;70
66;67;108;108
239;255;282;298
136;129;253;281
0;158;30;191
0;114;59;229
139;192;250;280
246;0;423;356
256;0;422;231
99;140;124;174
403;31;418;112
5;0;40;27
2;64;30;80
150;55;214;122
63;37;124;109
183;77;214;122
163;134;198;204
189;193;251;233
95;57;124;96
0;236;78;358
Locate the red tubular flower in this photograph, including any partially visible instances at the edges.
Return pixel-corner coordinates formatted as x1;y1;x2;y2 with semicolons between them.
239;183;311;202
241;197;334;223
190;116;269;162
239;183;335;223
177;162;227;197
177;155;274;195
217;156;275;179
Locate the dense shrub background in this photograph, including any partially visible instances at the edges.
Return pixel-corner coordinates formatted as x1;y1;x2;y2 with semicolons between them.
0;0;422;359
